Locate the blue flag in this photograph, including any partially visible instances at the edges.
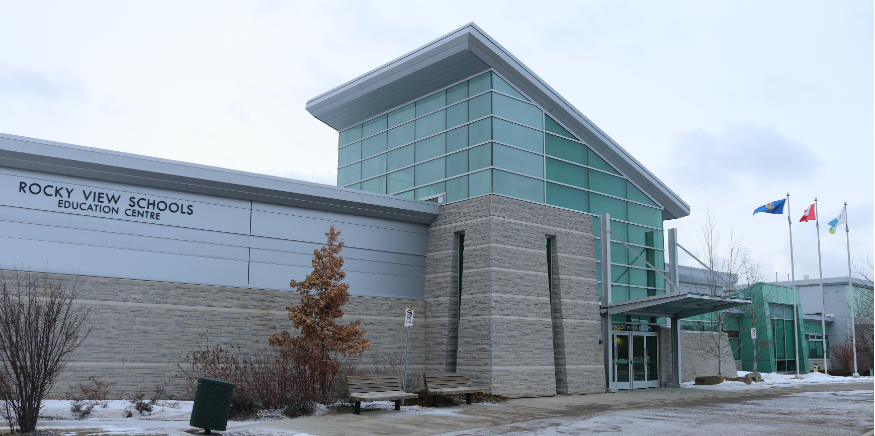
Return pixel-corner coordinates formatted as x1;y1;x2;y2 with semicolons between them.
753;199;786;215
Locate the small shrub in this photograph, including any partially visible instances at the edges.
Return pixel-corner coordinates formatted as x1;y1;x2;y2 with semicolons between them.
127;392;153;415
69;400;94;420
282;401;316;419
65;376;115;418
149;384;180;409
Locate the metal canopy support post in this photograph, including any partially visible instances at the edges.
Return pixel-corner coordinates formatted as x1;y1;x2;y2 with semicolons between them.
668;229;679;294
600;214;616;393
668;316;682;387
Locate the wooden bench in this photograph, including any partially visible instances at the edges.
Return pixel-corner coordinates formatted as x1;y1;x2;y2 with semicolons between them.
345;375;417;415
423;374;484;407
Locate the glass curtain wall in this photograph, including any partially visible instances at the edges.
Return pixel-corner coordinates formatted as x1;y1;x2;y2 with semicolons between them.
336;70;666;306
770;304;798;372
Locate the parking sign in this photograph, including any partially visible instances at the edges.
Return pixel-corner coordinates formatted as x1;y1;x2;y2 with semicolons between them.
404;309;414;327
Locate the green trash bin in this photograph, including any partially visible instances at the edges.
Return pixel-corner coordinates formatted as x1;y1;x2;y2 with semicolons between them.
189;378;235;434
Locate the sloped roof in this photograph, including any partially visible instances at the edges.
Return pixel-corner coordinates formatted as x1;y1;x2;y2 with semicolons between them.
306;23;690;220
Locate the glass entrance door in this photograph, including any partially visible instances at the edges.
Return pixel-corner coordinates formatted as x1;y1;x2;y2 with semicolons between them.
613;333;631;390
612;332;659;389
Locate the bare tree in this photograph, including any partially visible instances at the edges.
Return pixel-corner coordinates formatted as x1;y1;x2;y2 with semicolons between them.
0;271;92;433
689;207;747;376
738;255;771;375
850;254;874;372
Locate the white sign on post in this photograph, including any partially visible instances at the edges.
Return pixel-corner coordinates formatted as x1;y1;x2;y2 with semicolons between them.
750;328;757;339
404;308;414;327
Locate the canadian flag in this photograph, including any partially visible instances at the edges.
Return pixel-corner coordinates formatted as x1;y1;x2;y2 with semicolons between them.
799;204;816;222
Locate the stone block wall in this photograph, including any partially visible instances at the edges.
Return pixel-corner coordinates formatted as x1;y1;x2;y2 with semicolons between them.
658;327;737;383
0;270;424;398
424;195;603;398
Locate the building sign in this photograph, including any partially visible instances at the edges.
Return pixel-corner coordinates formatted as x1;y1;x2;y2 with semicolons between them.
612;323;657;332
0;169;250;235
18;180;196;221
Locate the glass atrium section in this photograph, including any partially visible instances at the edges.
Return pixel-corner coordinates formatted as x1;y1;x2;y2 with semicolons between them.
336;71;666;302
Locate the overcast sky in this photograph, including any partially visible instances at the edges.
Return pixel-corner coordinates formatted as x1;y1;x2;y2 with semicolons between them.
1;1;872;280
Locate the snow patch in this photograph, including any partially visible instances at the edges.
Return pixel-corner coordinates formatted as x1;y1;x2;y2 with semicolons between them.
681;371;875;390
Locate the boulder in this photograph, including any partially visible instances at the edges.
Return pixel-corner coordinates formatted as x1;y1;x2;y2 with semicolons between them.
725;375;753;385
748;372;763;383
694;376;725;385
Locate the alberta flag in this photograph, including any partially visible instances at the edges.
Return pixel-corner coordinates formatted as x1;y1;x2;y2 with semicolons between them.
828;209;846;234
753;199;786;215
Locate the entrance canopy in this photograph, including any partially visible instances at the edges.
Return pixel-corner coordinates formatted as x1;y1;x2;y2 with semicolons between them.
607;293;750;319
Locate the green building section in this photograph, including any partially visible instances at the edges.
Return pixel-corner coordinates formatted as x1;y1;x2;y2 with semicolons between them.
337;70;666;308
683;283;828;373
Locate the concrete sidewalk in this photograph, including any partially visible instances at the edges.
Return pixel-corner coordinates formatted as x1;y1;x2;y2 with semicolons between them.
233;382;874;436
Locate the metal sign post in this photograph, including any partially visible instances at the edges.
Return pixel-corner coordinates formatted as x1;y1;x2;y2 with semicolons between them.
402;308;413;403
751;328;758;376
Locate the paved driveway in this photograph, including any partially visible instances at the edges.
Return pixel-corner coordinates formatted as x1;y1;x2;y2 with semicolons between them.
236;382;873;436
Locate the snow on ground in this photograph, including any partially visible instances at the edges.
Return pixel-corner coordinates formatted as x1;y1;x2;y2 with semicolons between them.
34;400;313;435
681;371;875;390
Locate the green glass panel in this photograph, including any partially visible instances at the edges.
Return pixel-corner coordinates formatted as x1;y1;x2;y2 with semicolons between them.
387;167;414;193
447;102;468;129
446;175;468;202
627;181;656;206
610;221;627;242
592;216;600;238
337;162;361;186
628;203;662;228
347;183;361;190
468;169;491;197
629;268;648;288
468;143;491;171
775;320;786;359
493;143;542;178
595;244;601;261
591;193;627;221
416;91;446;117
389;103;414;128
447;125;468;153
546;182;587;212
414;157;445;186
492;93;542;129
447;81;469;105
590;170;625;198
362;114;387;137
388;121;415;149
339;124;362;147
416;110;446;140
468;72;491;95
362;132;387;158
446;150;468;177
588;149;619;174
387;144;414;171
596;263;601;283
415;133;445;162
415;181;445;199
628;224;663;247
612;266;630;285
469;93;491;120
394;190;414;199
545;134;586;165
612;286;630;303
629;286;648;300
785;319;796;360
628;246;649;268
469;118;491;145
545;115;576;139
493;118;543;152
546;158;587;189
493;170;543;203
361;154;386;179
611;241;628;265
338;141;361;166
361;175;386;194
491;72;527;100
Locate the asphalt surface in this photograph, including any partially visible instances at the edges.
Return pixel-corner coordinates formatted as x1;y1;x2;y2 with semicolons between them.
236;382;874;436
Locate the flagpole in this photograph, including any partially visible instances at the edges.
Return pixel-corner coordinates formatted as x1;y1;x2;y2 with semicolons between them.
843;202;860;378
814;198;828;373
786;193;802;377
